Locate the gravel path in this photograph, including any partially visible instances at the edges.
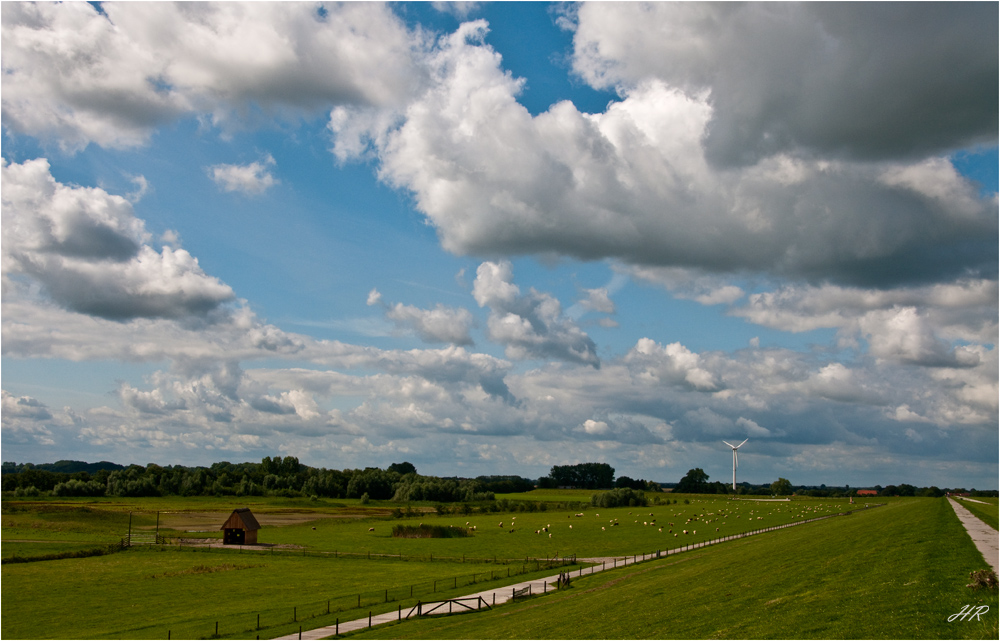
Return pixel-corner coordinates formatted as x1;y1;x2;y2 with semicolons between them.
948;498;998;574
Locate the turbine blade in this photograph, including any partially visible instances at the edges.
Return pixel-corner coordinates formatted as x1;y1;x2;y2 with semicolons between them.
723;441;735;448
738;438;748;448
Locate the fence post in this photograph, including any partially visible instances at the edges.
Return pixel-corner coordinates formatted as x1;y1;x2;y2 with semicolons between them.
294;607;296;621
215;622;218;636
336;618;339;636
358;594;360;608
369;611;372;628
298;626;302;640
385;589;388;603
257;613;260;630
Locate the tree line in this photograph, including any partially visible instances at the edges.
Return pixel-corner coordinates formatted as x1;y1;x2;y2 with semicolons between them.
670;468;997;497
0;458;540;502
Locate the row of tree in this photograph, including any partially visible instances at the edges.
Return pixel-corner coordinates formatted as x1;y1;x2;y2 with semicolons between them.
671;468;997;497
1;458;541;501
6;459;991;499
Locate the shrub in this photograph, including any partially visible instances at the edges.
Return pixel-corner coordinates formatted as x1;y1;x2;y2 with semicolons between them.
360;492;370;505
591;487;648;508
391;524;473;539
967;569;998;590
53;479;105;497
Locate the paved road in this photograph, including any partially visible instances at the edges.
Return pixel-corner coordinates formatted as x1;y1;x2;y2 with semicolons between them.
948;498;999;574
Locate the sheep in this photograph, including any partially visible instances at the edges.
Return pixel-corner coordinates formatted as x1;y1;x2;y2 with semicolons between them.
569;525;573;529
311;527;316;530
658;528;663;532
368;527;375;532
683;529;688;534
602;526;606;531
548;533;552;538
499;522;503;528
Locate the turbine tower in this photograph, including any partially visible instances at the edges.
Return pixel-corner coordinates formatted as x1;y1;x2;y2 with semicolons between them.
723;438;748;490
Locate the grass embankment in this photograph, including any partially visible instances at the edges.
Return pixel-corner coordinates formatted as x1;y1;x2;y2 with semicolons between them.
0;545;576;640
350;498;998;640
956;497;999;531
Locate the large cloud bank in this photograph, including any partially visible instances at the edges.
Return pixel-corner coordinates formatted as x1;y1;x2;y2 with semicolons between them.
1;2;996;485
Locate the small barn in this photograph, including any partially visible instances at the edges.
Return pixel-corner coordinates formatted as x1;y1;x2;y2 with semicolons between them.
220;508;261;545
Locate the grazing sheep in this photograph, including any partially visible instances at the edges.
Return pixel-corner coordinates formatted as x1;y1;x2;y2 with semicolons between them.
569;525;573;529
602;526;606;531
683;529;688;534
499;522;503;528
658;528;663;532
311;527;316;530
368;527;375;532
548;533;552;538
674;533;678;537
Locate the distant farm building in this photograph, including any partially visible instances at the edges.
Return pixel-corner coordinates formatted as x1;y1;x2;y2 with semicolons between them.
221;508;261;545
855;489;878;496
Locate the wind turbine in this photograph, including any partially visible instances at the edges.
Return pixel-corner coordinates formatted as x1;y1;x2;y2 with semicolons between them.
723;438;748;490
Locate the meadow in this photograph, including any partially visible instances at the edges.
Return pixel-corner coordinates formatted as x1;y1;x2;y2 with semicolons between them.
2;492;995;639
349;498;999;640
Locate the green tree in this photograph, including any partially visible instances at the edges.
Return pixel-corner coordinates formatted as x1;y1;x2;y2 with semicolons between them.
388;461;417;476
675;468;710;493
770;477;793;496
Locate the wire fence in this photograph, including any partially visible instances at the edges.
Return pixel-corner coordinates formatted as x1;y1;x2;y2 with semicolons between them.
66;503;888;639
121;545;578;639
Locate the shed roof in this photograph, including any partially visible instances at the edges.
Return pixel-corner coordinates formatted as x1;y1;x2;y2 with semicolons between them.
220;507;261;531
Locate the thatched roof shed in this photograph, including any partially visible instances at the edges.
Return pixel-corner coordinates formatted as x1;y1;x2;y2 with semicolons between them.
221;508;261;545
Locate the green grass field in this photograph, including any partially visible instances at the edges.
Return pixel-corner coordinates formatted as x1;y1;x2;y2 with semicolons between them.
348;498;999;640
1;545;576;640
3;494;995;639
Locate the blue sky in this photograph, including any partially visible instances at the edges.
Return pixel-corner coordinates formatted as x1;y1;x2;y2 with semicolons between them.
2;2;997;488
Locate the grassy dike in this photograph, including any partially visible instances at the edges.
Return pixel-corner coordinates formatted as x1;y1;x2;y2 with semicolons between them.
351;498;998;639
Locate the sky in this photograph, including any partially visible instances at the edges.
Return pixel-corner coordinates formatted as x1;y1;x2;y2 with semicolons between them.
1;2;998;489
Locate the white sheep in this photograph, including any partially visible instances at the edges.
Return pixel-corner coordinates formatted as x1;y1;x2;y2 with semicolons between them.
368;527;375;532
